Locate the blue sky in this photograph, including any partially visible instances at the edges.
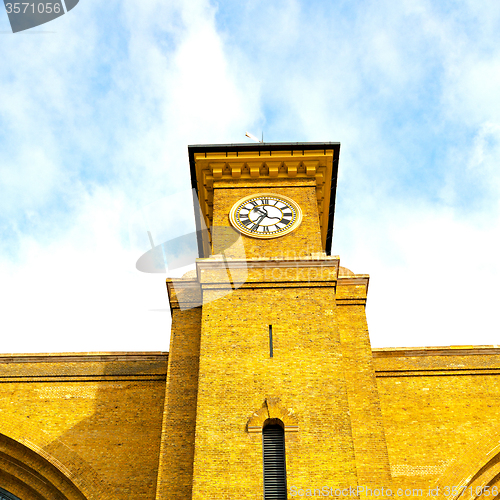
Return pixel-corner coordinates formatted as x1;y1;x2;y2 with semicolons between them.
1;0;499;352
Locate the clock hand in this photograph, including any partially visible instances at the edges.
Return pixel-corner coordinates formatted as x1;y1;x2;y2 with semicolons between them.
249;214;266;230
257;207;281;220
254;207;276;220
254;208;267;217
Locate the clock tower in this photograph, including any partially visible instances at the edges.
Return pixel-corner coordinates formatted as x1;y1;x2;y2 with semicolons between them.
156;142;392;499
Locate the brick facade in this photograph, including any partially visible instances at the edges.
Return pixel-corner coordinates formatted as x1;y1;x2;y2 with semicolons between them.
1;143;498;500
0;353;166;499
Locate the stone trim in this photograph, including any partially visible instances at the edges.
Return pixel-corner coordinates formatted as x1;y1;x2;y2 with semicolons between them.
373;346;500;357
336;276;369;285
373;346;500;375
0;375;166;383
0;353;167;363
336;299;367;306
197;255;340;271
247;397;299;433
376;368;500;377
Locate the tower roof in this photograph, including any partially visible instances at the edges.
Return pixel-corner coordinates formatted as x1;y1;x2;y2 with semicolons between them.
188;142;340;256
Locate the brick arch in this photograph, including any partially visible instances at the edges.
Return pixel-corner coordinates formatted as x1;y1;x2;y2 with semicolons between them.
436;437;500;500
247;397;298;433
0;417;115;500
0;432;89;500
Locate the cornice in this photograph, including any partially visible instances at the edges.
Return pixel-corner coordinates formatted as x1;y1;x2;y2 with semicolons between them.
375;368;500;377
166;257;373;309
188;143;340;257
373;346;500;377
0;352;168;382
195;255;340;271
337;276;369;286
0;352;168;363
166;279;202;310
372;346;500;357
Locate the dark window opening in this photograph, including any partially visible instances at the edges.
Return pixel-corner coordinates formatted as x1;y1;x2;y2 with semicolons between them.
263;423;287;499
269;325;273;358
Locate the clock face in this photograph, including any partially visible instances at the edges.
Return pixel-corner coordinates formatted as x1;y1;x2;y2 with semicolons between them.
229;193;303;239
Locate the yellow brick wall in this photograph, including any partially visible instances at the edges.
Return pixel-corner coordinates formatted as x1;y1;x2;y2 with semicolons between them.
0;353;166;500
191;283;361;499
338;298;392;495
183;168;393;499
155;306;202;500
374;348;500;496
211;177;323;259
4;305;500;500
8;143;500;500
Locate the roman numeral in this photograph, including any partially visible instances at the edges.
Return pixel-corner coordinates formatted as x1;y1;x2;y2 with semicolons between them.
241;217;252;227
282;211;293;217
281;219;291;226
262;198;269;205
262;226;270;233
250;224;259;232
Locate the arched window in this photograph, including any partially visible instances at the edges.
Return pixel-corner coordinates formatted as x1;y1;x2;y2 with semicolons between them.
263;421;287;500
0;487;21;500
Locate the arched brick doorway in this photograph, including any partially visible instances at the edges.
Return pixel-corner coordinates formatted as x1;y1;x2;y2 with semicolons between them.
0;433;87;500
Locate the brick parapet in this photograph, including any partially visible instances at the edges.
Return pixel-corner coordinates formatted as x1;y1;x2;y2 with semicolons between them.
0;352;168;381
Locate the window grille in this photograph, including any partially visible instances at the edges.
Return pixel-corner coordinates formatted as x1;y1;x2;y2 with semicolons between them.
263;423;287;499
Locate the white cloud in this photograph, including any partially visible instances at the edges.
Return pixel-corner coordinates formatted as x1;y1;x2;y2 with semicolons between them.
0;186;169;352
2;0;500;352
0;0;262;352
337;200;500;347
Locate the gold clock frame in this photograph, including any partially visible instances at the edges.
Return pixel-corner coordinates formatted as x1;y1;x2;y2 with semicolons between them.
228;193;303;239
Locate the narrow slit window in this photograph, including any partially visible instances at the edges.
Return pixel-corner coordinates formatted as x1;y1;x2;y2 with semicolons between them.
269;325;273;358
263;423;287;499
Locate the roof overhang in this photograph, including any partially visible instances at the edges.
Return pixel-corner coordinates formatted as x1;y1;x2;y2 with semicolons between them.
188;142;340;257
